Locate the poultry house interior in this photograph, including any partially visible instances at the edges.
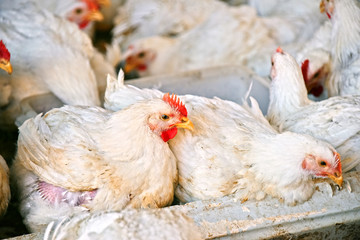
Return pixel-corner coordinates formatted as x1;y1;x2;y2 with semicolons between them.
1;0;360;239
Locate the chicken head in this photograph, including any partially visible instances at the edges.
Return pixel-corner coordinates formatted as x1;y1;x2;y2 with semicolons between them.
121;36;176;77
271;47;309;100
123;46;157;74
302;151;343;186
66;0;104;29
0;40;12;75
150;93;194;142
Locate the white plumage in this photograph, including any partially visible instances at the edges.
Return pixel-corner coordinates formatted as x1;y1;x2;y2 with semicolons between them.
121;5;277;78
0;1;101;127
32;0;107;37
43;208;202;240
12;89;193;231
112;0;229;49
119;0;328;79
322;0;360;97
25;0;117;99
267;48;360;172
104;71;343;206
249;0;326;49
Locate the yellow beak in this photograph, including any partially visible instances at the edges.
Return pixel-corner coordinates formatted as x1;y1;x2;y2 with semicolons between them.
124;62;136;73
328;173;343;188
174;117;194;131
0;60;12;75
86;10;104;22
320;0;325;13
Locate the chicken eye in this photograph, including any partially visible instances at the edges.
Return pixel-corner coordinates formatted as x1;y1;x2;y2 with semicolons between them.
271;61;274;66
75;8;83;14
314;71;320;78
138;52;146;58
319;161;327;167
161;114;170;120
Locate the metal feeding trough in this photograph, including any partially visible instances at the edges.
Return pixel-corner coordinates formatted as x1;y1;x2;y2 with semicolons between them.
170;171;360;239
172;172;360;240
8;171;360;240
6;66;360;239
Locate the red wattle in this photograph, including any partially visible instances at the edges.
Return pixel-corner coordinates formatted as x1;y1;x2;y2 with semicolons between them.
161;128;178;142
310;85;324;97
79;21;90;29
138;64;148;71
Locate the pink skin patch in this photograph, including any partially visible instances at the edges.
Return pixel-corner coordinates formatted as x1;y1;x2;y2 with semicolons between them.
161;127;178;142
37;181;97;206
302;152;342;178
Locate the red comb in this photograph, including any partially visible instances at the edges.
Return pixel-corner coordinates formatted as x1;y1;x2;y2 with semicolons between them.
301;59;310;82
0;40;10;61
276;47;283;53
82;0;99;10
163;93;187;117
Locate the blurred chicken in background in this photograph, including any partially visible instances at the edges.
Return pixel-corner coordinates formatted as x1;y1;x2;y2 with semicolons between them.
0;1;102;128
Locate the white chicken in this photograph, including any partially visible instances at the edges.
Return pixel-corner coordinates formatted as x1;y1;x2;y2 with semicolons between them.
104;71;343;206
43;208;202;240
33;0;107;36
112;0;229;49
0;155;10;217
12;89;193;232
121;5;277;78
267;48;360;172
320;0;360;97
0;40;12;108
118;0;327;79
22;0;116;102
248;0;326;49
0;1;101;128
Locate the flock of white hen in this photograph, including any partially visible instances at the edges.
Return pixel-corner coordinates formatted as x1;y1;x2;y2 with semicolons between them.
0;0;359;239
